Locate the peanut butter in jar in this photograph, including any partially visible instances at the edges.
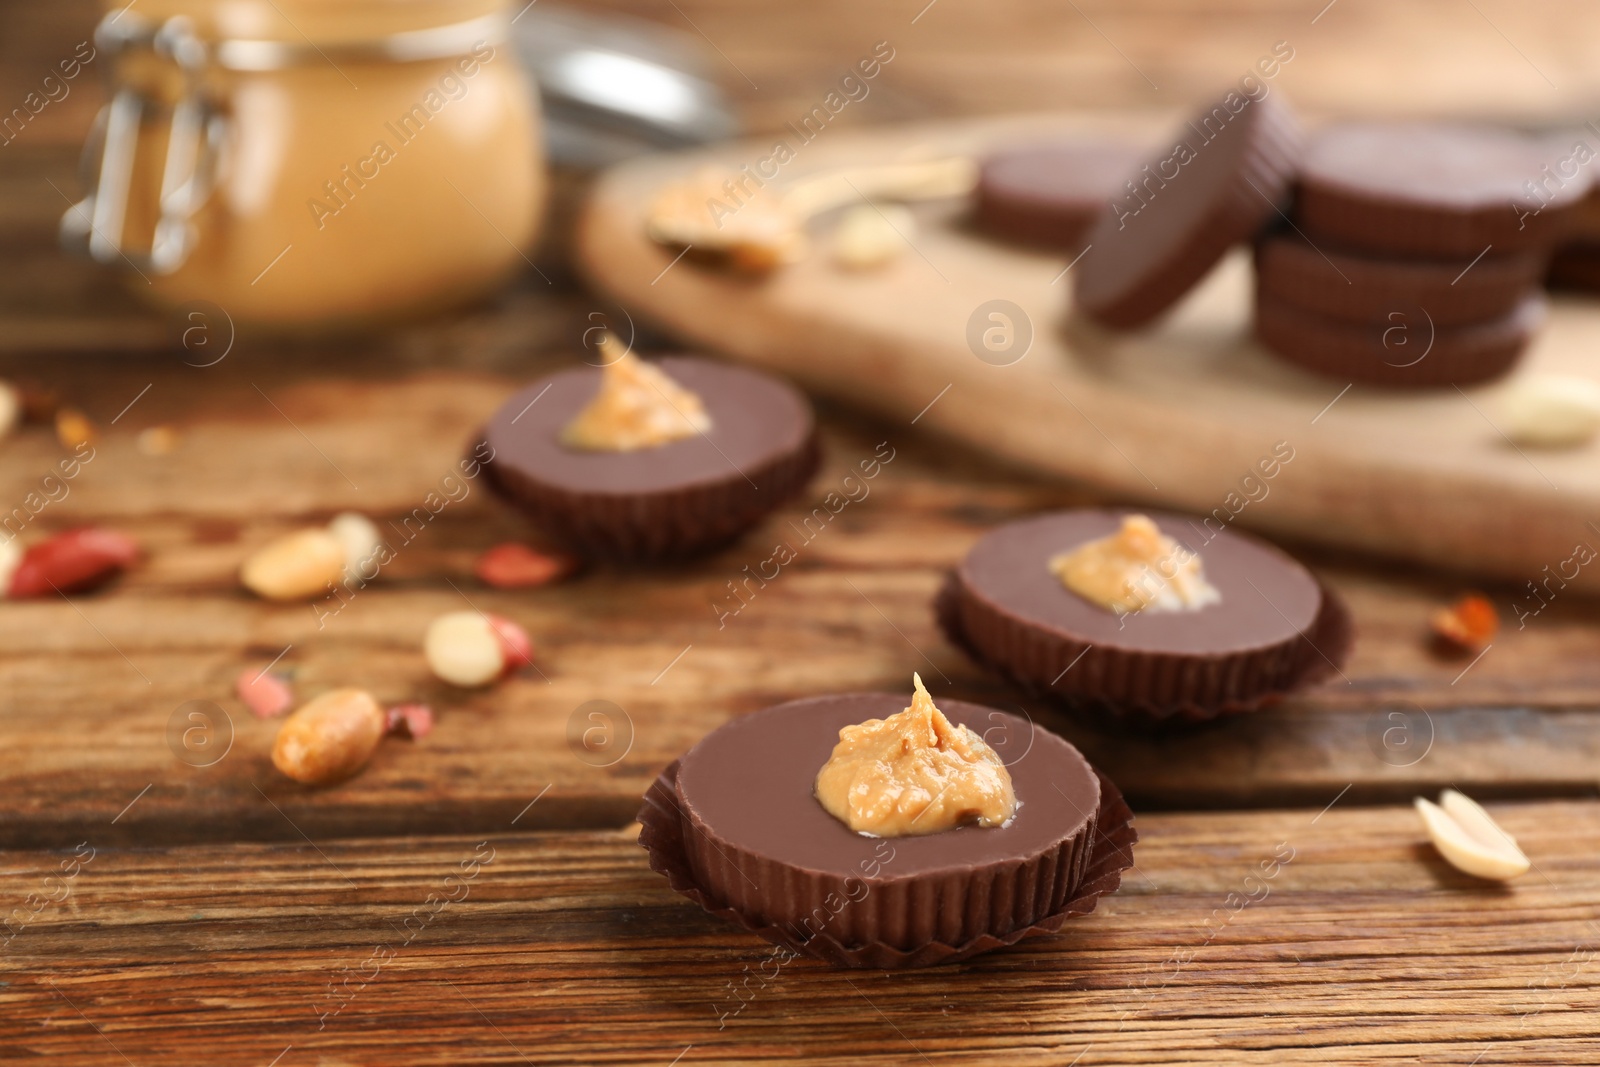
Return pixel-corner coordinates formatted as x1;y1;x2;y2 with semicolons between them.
67;0;545;328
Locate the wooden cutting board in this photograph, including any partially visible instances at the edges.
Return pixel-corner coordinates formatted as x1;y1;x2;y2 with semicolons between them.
577;112;1600;598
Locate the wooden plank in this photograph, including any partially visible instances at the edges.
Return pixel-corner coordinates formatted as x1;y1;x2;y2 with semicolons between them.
576;112;1600;596
4;801;1597;1064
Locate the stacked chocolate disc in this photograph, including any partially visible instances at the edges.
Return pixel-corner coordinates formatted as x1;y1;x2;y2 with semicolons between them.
1059;92;1593;387
1547;180;1600;293
974;139;1145;249
1253;123;1586;387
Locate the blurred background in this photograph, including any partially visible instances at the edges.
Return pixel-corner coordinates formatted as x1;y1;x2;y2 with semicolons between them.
4;0;1598;358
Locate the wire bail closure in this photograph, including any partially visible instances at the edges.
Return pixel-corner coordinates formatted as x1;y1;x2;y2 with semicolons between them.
61;11;226;275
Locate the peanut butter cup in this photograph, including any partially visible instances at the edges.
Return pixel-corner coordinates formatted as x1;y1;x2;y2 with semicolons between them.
1254;233;1542;327
480;347;818;562
638;684;1136;968
1074;90;1302;327
1254;291;1543;388
974;139;1144;248
1295;123;1588;257
937;510;1350;722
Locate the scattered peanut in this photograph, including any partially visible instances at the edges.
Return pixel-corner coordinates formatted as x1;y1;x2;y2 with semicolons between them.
0;380;19;441
474;542;576;589
424;611;532;687
136;425;181;456
54;407;96;451
271;688;386;785
0;537;21;592
385;703;435;740
831;203;913;270
1501;374;1600;447
1429;594;1497;653
328;511;382;580
236;667;294;719
646;166;808;274
7;528;140;597
240;528;345;601
1415;788;1529;881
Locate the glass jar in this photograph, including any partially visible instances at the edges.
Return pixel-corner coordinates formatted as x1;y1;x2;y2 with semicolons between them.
64;0;545;329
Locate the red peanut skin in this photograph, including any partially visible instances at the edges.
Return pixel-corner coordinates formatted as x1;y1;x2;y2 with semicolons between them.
474;543;575;589
9;528;140;597
385;704;436;739
486;614;533;676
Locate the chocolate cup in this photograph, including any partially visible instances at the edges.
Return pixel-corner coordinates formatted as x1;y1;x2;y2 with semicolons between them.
1254;234;1543;327
1547;242;1600;293
638;761;1136;969
1075;91;1302;328
974;140;1146;249
1254;291;1542;388
1295;123;1587;258
936;510;1353;723
479;357;820;562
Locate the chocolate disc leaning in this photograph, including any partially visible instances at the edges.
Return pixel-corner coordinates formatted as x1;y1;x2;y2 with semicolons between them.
938;510;1350;721
1074;91;1302;328
1295;123;1589;257
1255;233;1543;327
666;694;1110;959
974;139;1145;248
1255;291;1543;388
480;357;819;561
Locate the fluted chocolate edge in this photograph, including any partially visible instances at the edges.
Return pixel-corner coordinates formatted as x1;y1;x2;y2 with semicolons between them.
637;762;1137;969
1253;236;1542;327
475;428;821;563
935;569;1352;723
1082;93;1304;328
1296;181;1580;258
1253;295;1535;388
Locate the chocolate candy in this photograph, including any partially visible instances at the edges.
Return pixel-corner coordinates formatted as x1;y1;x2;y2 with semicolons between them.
1254;290;1543;388
938;509;1350;722
1254;233;1542;327
974;140;1144;248
1547;243;1600;293
1295;123;1589;257
638;692;1136;967
480;357;819;561
1074;91;1302;327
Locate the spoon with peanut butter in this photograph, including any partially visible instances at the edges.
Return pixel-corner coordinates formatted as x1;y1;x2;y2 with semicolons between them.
645;156;977;274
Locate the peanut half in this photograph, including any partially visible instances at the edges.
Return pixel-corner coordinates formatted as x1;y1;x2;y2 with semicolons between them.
831;203;914;271
1502;374;1600;447
424;611;532;687
272;688;386;785
1415;788;1529;881
240;528;346;601
328;511;383;581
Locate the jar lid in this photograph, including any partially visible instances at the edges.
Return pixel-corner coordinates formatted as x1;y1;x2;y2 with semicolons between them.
103;0;509;65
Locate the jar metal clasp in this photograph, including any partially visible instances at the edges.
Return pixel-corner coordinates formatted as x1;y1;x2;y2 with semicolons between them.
60;11;226;275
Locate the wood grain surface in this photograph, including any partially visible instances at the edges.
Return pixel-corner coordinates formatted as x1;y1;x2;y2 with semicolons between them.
5;803;1598;1065
5;348;1600;849
4;0;1600;1063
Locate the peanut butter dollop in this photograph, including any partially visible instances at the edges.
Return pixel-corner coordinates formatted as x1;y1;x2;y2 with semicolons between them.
814;674;1017;837
560;338;712;452
645;166;806;274
1048;513;1221;615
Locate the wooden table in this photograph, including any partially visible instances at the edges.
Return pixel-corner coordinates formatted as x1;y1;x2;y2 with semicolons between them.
4;2;1600;1063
